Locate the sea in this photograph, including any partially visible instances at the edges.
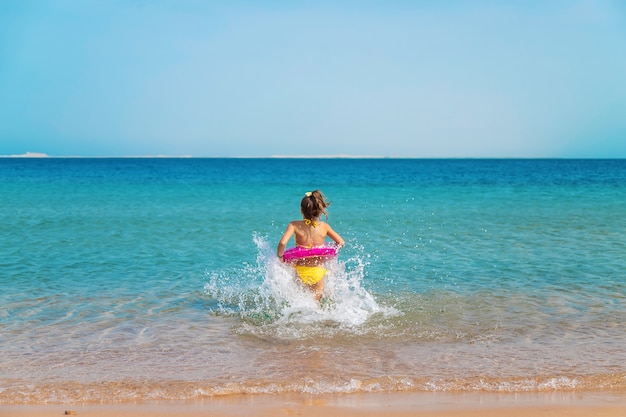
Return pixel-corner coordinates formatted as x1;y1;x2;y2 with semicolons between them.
1;157;625;404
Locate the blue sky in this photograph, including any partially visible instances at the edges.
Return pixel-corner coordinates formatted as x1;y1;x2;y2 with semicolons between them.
1;0;625;157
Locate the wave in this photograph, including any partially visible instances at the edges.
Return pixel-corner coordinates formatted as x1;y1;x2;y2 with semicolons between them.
3;373;626;404
204;235;398;339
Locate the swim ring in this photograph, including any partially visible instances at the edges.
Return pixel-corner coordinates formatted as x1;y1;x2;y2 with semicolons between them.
282;245;337;262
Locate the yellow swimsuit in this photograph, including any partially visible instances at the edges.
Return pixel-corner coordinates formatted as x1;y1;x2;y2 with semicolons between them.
294;265;327;285
294;220;326;285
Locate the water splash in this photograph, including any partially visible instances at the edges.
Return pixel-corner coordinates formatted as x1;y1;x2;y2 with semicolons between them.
204;235;394;339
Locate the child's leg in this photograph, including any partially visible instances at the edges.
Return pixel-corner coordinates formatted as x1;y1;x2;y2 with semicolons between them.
310;278;324;302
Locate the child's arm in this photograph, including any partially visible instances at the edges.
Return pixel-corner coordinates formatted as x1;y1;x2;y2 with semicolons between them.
277;222;296;261
326;224;345;248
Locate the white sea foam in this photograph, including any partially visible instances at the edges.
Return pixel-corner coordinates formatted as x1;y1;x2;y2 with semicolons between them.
204;234;395;339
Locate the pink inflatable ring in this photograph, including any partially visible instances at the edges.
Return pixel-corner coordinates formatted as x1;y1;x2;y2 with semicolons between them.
282;246;337;262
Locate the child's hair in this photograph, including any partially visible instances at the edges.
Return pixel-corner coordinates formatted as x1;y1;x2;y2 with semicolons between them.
301;190;330;221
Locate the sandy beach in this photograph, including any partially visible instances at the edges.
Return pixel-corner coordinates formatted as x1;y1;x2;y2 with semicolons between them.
3;391;626;417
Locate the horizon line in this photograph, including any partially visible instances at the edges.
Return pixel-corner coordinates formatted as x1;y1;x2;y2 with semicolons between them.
1;152;624;160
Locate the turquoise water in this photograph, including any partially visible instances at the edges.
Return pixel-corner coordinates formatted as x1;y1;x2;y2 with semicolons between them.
1;158;625;403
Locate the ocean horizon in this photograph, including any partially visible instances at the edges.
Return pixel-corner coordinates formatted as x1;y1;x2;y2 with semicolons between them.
3;152;625;159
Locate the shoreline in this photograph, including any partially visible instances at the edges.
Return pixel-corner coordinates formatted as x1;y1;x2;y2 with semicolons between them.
3;391;626;417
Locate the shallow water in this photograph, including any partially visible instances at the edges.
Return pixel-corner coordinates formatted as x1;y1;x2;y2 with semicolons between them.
1;158;625;403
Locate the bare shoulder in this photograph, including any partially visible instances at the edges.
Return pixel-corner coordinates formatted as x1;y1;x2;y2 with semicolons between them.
319;221;333;232
283;221;297;231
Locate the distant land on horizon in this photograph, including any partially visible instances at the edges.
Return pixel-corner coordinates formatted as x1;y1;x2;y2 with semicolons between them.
1;152;389;159
2;152;50;158
1;152;624;160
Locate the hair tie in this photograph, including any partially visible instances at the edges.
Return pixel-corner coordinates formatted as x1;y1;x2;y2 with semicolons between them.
304;192;312;197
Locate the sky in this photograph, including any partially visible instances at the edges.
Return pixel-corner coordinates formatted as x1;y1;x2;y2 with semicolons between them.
1;0;625;158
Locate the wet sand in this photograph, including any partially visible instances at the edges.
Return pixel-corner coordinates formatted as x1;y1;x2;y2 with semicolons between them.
3;391;626;417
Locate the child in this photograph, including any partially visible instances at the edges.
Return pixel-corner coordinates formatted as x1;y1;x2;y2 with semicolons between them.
277;190;345;301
